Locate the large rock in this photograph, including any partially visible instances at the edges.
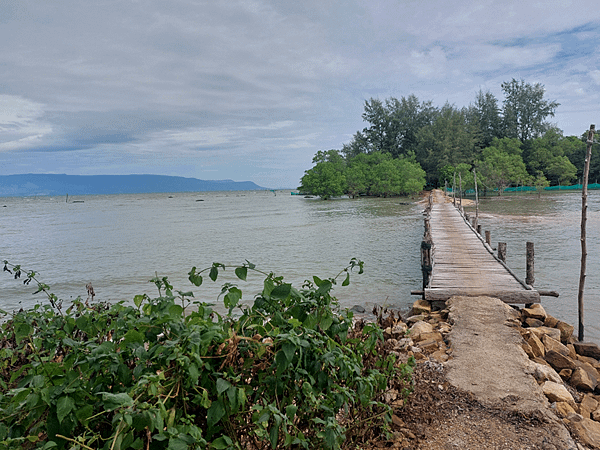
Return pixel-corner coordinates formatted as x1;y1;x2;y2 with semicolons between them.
522;303;547;321
554;401;576;418
566;413;600;449
524;317;544;328
542;334;570;356
556;321;575;343
544;314;560;328
409;321;433;340
576;361;599;389
579;394;599;419
410;299;431;316
575;342;600;360
528;326;562;342
527;333;545;358
571;367;595;392
414;331;443;343
545;349;577;372
543;381;575;403
527;361;562;384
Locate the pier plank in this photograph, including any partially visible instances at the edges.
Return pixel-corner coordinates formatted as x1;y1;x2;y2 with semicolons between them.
423;193;539;304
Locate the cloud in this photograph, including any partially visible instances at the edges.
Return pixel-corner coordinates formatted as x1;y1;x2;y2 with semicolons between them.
407;46;448;79
0;95;53;151
590;70;600;85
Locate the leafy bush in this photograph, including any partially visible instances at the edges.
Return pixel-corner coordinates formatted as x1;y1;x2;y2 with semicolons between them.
0;259;413;449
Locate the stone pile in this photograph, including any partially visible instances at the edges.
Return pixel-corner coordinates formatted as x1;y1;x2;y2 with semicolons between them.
515;303;600;449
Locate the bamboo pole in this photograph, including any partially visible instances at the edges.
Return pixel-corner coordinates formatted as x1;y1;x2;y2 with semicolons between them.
473;169;479;230
578;124;595;341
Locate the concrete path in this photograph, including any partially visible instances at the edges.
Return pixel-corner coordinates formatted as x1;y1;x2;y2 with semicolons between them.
444;295;577;448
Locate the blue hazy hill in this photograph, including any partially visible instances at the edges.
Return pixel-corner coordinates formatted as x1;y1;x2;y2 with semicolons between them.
0;174;267;197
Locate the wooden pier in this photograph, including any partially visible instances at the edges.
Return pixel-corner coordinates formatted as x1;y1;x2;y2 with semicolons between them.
421;191;541;304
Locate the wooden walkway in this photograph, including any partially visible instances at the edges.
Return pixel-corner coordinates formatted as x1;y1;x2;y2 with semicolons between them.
423;192;540;304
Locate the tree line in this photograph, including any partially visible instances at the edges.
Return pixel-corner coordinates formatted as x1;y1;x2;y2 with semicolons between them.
300;78;599;198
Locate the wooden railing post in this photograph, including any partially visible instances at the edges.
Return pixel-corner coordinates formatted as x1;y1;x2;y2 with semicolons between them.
526;242;535;286
485;230;491;246
498;242;507;262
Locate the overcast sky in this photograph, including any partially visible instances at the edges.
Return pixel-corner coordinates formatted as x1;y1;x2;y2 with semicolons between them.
1;1;599;188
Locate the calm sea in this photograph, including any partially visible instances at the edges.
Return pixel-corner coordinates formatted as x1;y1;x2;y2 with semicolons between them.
1;190;599;342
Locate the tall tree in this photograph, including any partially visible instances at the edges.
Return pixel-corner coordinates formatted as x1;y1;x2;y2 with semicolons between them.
501;78;559;142
469;89;503;148
476;137;530;195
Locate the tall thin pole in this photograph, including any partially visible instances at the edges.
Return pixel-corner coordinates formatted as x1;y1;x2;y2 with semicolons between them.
459;173;463;211
453;172;456;206
578;124;595;341
473;169;479;230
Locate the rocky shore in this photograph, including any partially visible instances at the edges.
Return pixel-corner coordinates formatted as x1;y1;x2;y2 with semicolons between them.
364;298;600;450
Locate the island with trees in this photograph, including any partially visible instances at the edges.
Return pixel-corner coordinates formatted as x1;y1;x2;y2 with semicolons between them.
299;78;598;198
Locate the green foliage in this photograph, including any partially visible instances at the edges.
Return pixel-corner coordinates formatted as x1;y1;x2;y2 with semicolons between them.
501;78;559;142
476;137;531;194
0;259;412;450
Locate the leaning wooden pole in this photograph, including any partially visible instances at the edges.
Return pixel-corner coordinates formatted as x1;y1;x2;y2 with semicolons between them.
473;169;479;230
578;124;595;341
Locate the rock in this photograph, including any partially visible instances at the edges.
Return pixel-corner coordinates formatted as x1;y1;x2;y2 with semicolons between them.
572;368;596;392
578;355;599;366
577;361;599;389
575;342;600;360
568;344;578;360
592;407;600;422
528;361;563;384
545;349;577;371
414;331;443;343
410;299;431;316
409;321;433;340
543;334;570;356
557;321;575;343
579;394;599;419
522;303;547;321
405;314;427;326
430;350;449;363
350;305;366;313
554;401;576;418
416;338;439;352
527;333;546;358
391;323;408;336
522;341;535;359
560;369;573;380
543;381;575;403
529;326;562;342
566;413;600;449
525;317;545;328
545;314;560;328
437;322;451;334
533;356;550;366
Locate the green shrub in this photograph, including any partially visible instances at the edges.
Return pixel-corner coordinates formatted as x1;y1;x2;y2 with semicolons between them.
0;259;413;449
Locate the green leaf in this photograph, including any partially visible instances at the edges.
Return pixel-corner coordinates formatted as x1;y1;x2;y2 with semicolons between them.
285;404;298;419
75;404;94;425
101;392;134;411
211;436;233;449
282;341;295;363
57;395;74;423
235;266;247;281
133;294;145;308
167;438;189;450
216;378;232;395
224;287;242;309
207;399;225;427
123;329;144;345
342;272;350;286
320;314;333;331
209;266;219;282
271;283;291;300
269;425;279;448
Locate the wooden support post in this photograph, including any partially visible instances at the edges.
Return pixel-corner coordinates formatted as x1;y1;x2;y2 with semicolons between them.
498;242;507;262
526;242;535;286
473;169;479;230
485;230;491;246
578;124;595;341
477;224;482;235
453;173;456;206
421;238;433;291
459;172;463;211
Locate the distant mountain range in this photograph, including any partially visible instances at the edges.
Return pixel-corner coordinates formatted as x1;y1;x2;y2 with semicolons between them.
0;174;267;197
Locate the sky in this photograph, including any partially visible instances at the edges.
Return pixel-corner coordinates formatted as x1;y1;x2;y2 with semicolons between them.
1;1;600;189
